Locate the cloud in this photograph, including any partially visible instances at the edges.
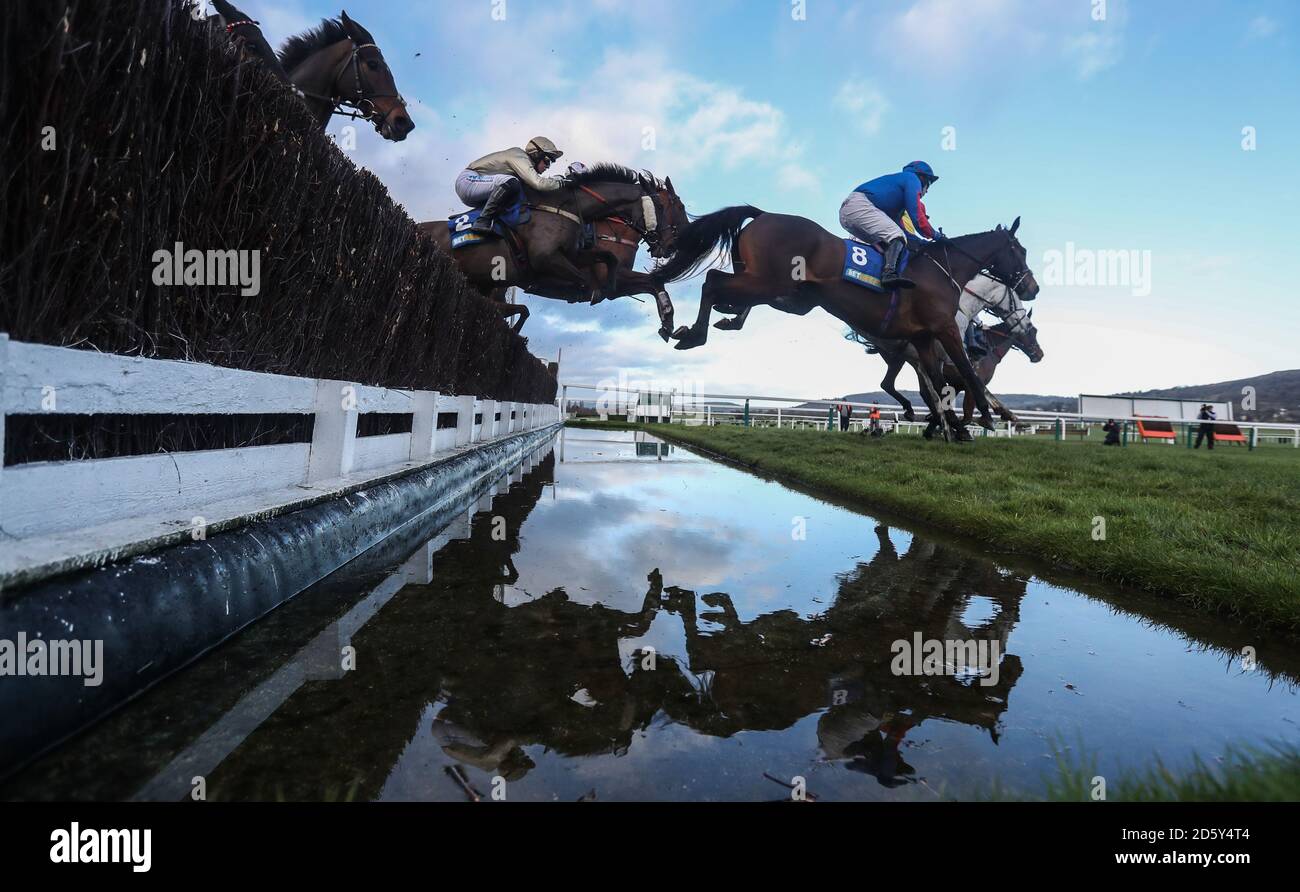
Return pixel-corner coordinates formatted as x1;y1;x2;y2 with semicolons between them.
1065;29;1124;79
1246;15;1280;40
892;0;1050;76
1064;0;1128;79
468;50;809;188
341;45;814;223
541;313;603;334
833;79;889;136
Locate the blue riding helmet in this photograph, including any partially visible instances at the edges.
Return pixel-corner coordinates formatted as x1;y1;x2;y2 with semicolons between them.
903;160;938;183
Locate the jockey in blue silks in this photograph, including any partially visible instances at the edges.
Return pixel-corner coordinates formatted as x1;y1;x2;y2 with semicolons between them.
840;161;940;290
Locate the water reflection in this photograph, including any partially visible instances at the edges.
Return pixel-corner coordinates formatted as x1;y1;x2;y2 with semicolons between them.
4;430;1297;802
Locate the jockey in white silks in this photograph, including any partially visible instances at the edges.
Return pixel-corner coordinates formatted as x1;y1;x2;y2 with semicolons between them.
454;137;566;234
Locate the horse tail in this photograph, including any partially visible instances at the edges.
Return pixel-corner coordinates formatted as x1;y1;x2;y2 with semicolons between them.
654;205;764;283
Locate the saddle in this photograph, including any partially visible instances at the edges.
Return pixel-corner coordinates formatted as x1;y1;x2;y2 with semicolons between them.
840;238;911;292
447;200;532;249
964;321;990;358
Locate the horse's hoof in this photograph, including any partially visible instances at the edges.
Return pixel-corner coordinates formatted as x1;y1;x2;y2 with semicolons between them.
903;409;916;422
658;327;671;343
713;317;742;331
980;418;997;432
957;427;975;443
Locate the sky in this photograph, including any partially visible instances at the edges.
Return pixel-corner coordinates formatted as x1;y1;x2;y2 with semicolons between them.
231;0;1299;400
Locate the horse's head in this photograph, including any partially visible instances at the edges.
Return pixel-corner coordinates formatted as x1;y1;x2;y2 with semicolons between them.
337;12;414;141
1003;308;1044;363
988;217;1040;301
644;175;688;258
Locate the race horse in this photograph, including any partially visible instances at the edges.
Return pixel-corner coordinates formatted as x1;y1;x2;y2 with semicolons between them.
931;314;1045;434
511;176;689;341
706;271;1040;424
653;207;1039;437
416;165;684;335
204;5;413;140
853;274;1042;428
276;11;414;141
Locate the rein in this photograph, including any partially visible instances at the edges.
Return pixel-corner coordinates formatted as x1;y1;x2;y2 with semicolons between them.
962;281;1031;335
575;183;661;249
920;232;1032;300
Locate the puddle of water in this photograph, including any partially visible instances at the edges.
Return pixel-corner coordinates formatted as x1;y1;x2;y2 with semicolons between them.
6;429;1297;802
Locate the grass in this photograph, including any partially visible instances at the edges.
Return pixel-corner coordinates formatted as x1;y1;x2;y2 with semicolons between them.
1039;743;1300;802
566;420;1300;633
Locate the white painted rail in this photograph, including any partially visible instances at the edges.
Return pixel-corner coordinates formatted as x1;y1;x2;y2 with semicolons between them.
0;335;560;584
558;381;1300;446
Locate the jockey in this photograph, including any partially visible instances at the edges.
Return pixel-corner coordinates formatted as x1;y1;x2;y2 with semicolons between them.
840;160;939;290
455;137;566;234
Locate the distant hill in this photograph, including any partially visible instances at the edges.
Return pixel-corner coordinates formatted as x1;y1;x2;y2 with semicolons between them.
1117;370;1300;422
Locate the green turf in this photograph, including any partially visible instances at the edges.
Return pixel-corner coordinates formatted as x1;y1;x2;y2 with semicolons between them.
566;420;1300;633
967;742;1300;802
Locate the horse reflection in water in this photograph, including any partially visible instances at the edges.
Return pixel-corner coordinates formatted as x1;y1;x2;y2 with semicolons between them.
417;454;1025;792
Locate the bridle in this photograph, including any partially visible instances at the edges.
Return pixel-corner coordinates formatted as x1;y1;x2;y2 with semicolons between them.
921;229;1034;302
961;279;1033;336
573;179;669;256
297;41;406;131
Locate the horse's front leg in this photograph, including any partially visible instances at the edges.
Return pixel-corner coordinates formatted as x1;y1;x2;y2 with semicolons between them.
611;271;676;342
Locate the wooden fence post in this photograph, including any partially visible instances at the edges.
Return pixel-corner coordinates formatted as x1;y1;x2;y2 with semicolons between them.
454;395;475;446
409;390;439;461
308;380;359;482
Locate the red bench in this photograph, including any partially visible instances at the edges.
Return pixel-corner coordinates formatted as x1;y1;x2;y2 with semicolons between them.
1134;415;1177;443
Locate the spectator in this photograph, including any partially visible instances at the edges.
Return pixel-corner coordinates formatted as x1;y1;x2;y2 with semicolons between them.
838;403;853;431
869;406;884;437
1195;404;1217;450
1102;419;1122;446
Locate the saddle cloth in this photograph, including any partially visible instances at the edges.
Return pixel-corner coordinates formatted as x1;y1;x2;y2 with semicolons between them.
447;201;531;249
841;238;910;292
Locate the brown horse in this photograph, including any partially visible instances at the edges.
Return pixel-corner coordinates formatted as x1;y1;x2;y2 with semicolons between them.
955;316;1044;423
654;207;1039;436
521;176;689;341
416;165;675;334
277;12;414;141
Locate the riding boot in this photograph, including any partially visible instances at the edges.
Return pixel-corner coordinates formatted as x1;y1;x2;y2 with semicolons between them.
471;179;520;234
880;238;915;290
